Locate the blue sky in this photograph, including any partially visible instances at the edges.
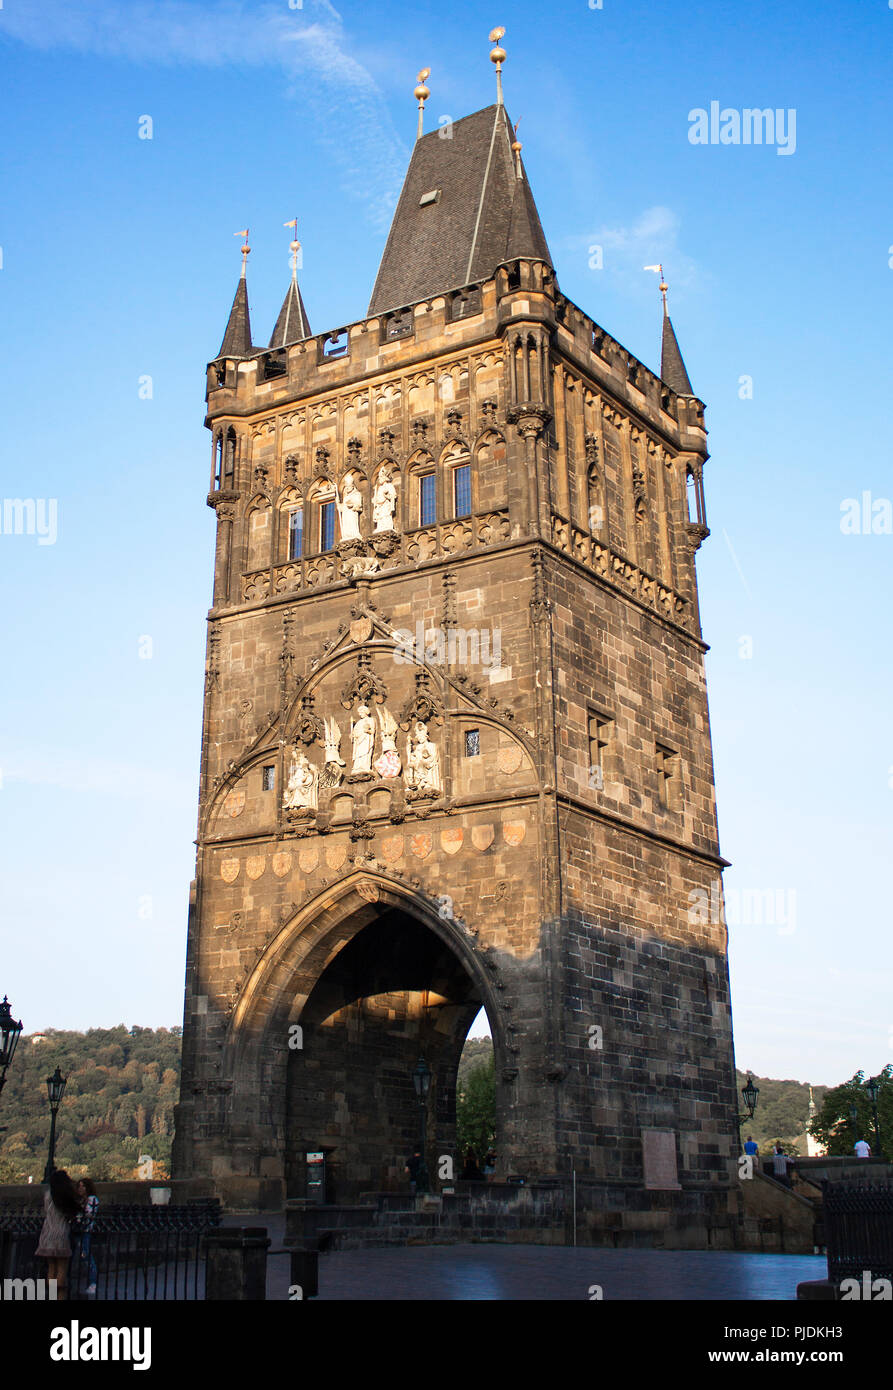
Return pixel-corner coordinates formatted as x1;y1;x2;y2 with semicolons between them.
1;0;890;1086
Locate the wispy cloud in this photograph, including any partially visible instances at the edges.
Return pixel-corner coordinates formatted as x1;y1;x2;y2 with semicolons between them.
0;0;406;227
567;206;700;298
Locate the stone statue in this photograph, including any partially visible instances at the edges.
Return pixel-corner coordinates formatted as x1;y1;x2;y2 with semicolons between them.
337;471;363;540
406;719;441;797
374;705;402;778
284;748;319;814
321;716;346;787
350;702;375;775
372;466;398;533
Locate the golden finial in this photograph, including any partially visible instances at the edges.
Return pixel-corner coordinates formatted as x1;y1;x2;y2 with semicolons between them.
235;229;250;278
415;67;431;140
489;26;506;106
511;117;523;178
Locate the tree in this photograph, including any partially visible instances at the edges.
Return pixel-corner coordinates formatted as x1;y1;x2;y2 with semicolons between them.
456;1055;495;1160
809;1066;892;1160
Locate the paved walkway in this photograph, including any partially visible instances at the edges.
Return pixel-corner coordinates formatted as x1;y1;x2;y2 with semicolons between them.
262;1237;825;1301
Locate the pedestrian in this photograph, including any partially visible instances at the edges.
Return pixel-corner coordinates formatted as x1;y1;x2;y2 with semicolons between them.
460;1147;482;1181
482;1148;497;1178
854;1137;871;1158
744;1136;759;1157
771;1142;791;1187
36;1170;80;1300
76;1177;100;1294
404;1148;422;1195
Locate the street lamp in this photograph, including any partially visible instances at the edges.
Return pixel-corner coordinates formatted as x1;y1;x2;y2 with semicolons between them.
865;1076;882;1157
412;1055;431;1194
0;996;23;1098
43;1066;68;1183
741;1073;760;1121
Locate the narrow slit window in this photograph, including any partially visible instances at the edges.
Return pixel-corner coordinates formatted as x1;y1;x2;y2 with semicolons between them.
656;743;679;810
588;713;612;790
419;473;436;527
453;463;471;518
262;765;276;792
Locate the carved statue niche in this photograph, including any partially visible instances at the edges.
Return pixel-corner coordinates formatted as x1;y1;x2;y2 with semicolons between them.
405;719;442;799
283;746;319;816
349;702;376;779
372;465;398;533
320;715;346;788
336;471;363;540
374;705;402;779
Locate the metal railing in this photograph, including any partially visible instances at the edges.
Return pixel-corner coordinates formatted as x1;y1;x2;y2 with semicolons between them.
823;1182;893;1283
0;1200;221;1300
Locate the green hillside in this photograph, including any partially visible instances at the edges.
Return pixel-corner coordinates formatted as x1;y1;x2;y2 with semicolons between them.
0;1026;181;1183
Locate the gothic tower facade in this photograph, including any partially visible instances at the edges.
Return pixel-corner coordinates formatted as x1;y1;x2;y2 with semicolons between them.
172;86;740;1244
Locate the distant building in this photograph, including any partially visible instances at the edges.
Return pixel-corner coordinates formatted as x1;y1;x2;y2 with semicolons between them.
806;1086;826;1156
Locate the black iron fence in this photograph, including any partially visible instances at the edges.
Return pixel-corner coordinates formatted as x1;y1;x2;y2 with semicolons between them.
0;1200;221;1301
823;1182;893;1284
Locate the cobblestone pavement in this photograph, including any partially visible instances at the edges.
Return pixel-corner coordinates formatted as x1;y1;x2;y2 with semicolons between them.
258;1230;826;1301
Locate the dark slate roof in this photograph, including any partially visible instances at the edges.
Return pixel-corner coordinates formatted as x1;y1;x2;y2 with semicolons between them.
268;277;311;348
217;274;252;358
660;307;694;395
368;104;553;316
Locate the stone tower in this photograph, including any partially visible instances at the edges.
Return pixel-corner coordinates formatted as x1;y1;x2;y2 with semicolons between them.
172;67;740;1245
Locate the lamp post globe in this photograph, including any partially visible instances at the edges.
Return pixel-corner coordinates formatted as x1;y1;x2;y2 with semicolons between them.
43;1066;68;1183
741;1073;760;1122
0;996;24;1098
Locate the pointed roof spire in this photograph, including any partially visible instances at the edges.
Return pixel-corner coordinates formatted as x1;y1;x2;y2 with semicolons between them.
269;220;311;348
646;265;694;395
217;231;253;359
368;100;552;316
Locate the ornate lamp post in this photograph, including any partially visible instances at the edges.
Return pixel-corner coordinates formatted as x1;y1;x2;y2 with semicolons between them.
865;1076;883;1157
0;996;24;1099
411;1055;431;1194
740;1073;760;1122
43;1066;68;1182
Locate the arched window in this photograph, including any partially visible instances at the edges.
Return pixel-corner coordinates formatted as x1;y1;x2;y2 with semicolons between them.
288;507;303;561
213;435;223;490
452;461;471;518
319;492;336;552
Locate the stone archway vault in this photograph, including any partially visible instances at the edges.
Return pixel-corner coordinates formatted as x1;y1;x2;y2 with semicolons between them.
222;872;504;1199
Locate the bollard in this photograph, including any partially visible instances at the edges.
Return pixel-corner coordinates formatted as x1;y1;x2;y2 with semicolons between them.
288;1246;319;1299
205;1226;270;1300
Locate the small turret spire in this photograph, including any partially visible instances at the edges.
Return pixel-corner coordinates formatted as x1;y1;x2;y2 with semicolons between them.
414;68;430;140
217;230;253;359
511;118;523;179
269;217;311;349
489;26;506;106
646;264;694;396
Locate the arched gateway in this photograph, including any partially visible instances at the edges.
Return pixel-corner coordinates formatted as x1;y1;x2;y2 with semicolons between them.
173;67;741;1247
227;875;503;1200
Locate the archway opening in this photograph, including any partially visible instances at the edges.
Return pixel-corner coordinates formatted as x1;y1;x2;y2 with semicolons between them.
284;905;495;1201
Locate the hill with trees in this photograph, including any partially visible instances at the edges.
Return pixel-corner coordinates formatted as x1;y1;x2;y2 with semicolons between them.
0;1026;181;1183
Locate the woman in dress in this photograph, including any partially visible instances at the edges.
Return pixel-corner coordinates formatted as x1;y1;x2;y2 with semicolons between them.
36;1169;80;1299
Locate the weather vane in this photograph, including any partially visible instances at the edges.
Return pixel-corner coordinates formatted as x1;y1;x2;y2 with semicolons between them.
234;229;250;278
284;218;301;278
644;263;669;307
